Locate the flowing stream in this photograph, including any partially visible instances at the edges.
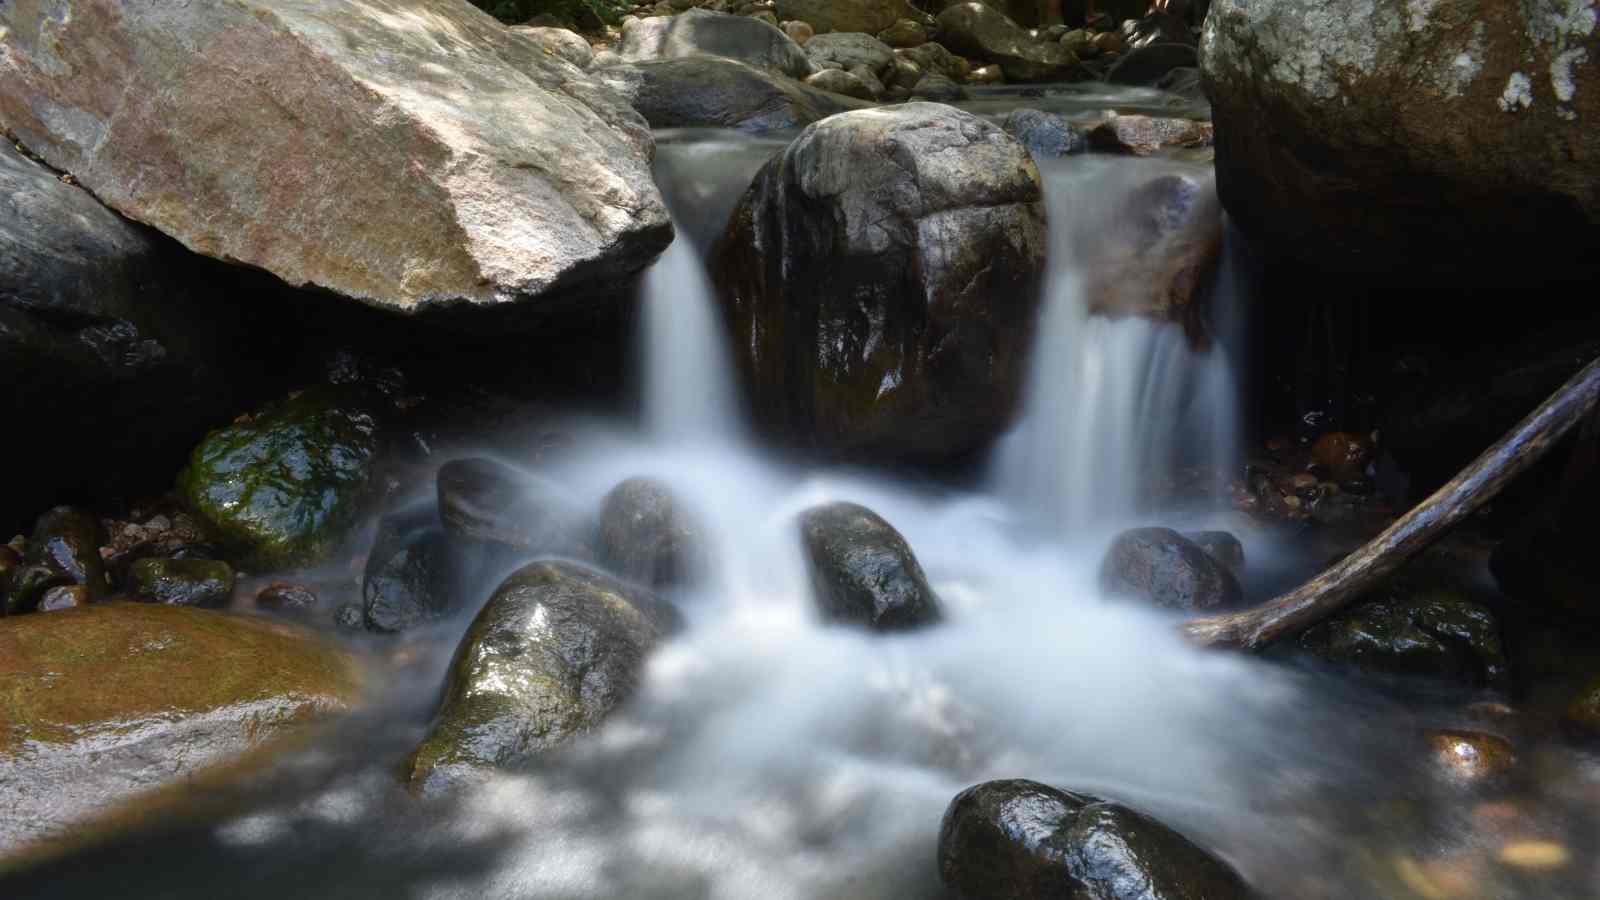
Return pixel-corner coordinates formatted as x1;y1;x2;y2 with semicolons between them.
10;93;1599;900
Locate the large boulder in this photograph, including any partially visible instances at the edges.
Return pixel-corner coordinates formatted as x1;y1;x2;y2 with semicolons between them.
938;779;1253;900
616;9;815;78
594;57;866;132
1200;0;1600;283
0;603;363;854
713;103;1046;461
776;0;923;35
176;387;381;571
407;561;675;792
798;501;942;630
0;0;670;321
936;3;1080;82
1099;527;1244;612
0;148;243;535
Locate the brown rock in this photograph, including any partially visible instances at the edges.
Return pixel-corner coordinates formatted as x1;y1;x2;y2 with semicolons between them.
1310;431;1374;481
1426;729;1516;781
0;0;670;320
1087;115;1214;156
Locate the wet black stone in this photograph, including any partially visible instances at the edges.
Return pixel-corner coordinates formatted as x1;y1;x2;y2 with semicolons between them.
598;477;705;588
1099;527;1244;612
362;504;462;633
937;779;1252;900
798;501;941;630
1182;530;1244;578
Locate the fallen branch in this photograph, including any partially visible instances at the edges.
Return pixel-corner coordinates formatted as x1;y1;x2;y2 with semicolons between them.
1184;354;1600;651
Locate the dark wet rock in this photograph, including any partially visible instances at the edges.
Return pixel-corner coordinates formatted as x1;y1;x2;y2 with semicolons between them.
775;0;923;35
804;32;896;77
39;585;93;612
938;779;1253;900
98;509;218;586
798;501;941;630
510;25;596;69
936;2;1079;82
177;386;380;571
617;9;814;77
1566;676;1600;740
1296;574;1509;689
878;18;928;47
127;559;236;608
436;457;590;559
1099;527;1244;612
1426;729;1515;781
911;73;969;100
256;582;319;615
599;477;705;589
1106;42;1197;85
1002;108;1089;160
0;149;243;534
408;561;675;792
807;67;878;99
594;56;866;132
4;507;109;615
1087;115;1213;156
1183;531;1244;578
0;603;362;853
334;602;364;631
895;42;968;80
362;505;461;633
713;103;1044;461
1200;0;1600;285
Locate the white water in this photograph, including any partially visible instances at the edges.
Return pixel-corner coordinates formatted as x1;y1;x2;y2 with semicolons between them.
640;222;745;445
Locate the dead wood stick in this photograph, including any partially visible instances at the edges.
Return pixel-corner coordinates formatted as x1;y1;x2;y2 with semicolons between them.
1183;354;1600;651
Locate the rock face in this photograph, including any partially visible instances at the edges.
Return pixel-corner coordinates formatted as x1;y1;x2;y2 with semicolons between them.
408;561;674;792
0;603;362;853
595;57;866;132
598;478;704;588
1296;574;1509;688
617;9;814;78
938;779;1253;900
776;0;921;35
798;501;942;629
937;3;1079;82
1200;0;1600;282
714;103;1045;461
177;387;380;571
0;148;243;535
1099;527;1244;612
0;0;670;319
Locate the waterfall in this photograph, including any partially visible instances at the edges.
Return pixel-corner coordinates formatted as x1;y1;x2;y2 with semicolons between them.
640;225;745;445
994;157;1242;532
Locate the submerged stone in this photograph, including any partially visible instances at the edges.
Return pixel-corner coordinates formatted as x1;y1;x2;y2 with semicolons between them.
436;457;590;559
1183;530;1245;578
798;501;942;630
0;603;363;853
1425;729;1515;781
937;779;1253;899
177;387;380;571
598;477;705;588
127;558;236;608
408;561;676;793
1099;527;1244;612
362;505;462;633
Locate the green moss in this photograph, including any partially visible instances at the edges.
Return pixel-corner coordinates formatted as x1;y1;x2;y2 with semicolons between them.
177;386;380;571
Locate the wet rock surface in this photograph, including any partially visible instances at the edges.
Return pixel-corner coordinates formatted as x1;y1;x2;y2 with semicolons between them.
0;603;362;853
408;561;676;792
127;559;236;608
938;779;1253;900
4;507;109;615
1425;729;1516;781
1087;115;1214;156
714;103;1045;461
1099;527;1244;612
1183;531;1245;578
362;505;462;633
255;582;320;616
798;501;941;630
598;477;704;589
177;387;381;571
617;9;815;78
436;457;591;560
0;0;670;320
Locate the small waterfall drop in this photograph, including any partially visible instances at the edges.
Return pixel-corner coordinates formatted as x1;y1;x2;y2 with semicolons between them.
995;157;1243;532
640;226;744;445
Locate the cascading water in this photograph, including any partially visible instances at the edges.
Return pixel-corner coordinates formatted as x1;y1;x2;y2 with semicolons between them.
639;224;745;444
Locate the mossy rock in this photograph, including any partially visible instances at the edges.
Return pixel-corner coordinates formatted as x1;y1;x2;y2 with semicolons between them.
127;558;236;608
177;386;381;571
0;602;364;854
408;561;676;793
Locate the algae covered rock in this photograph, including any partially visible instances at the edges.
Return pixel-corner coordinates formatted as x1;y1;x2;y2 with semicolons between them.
177;387;381;571
408;561;677;792
798;501;942;630
937;779;1253;900
0;603;363;853
127;558;236;608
